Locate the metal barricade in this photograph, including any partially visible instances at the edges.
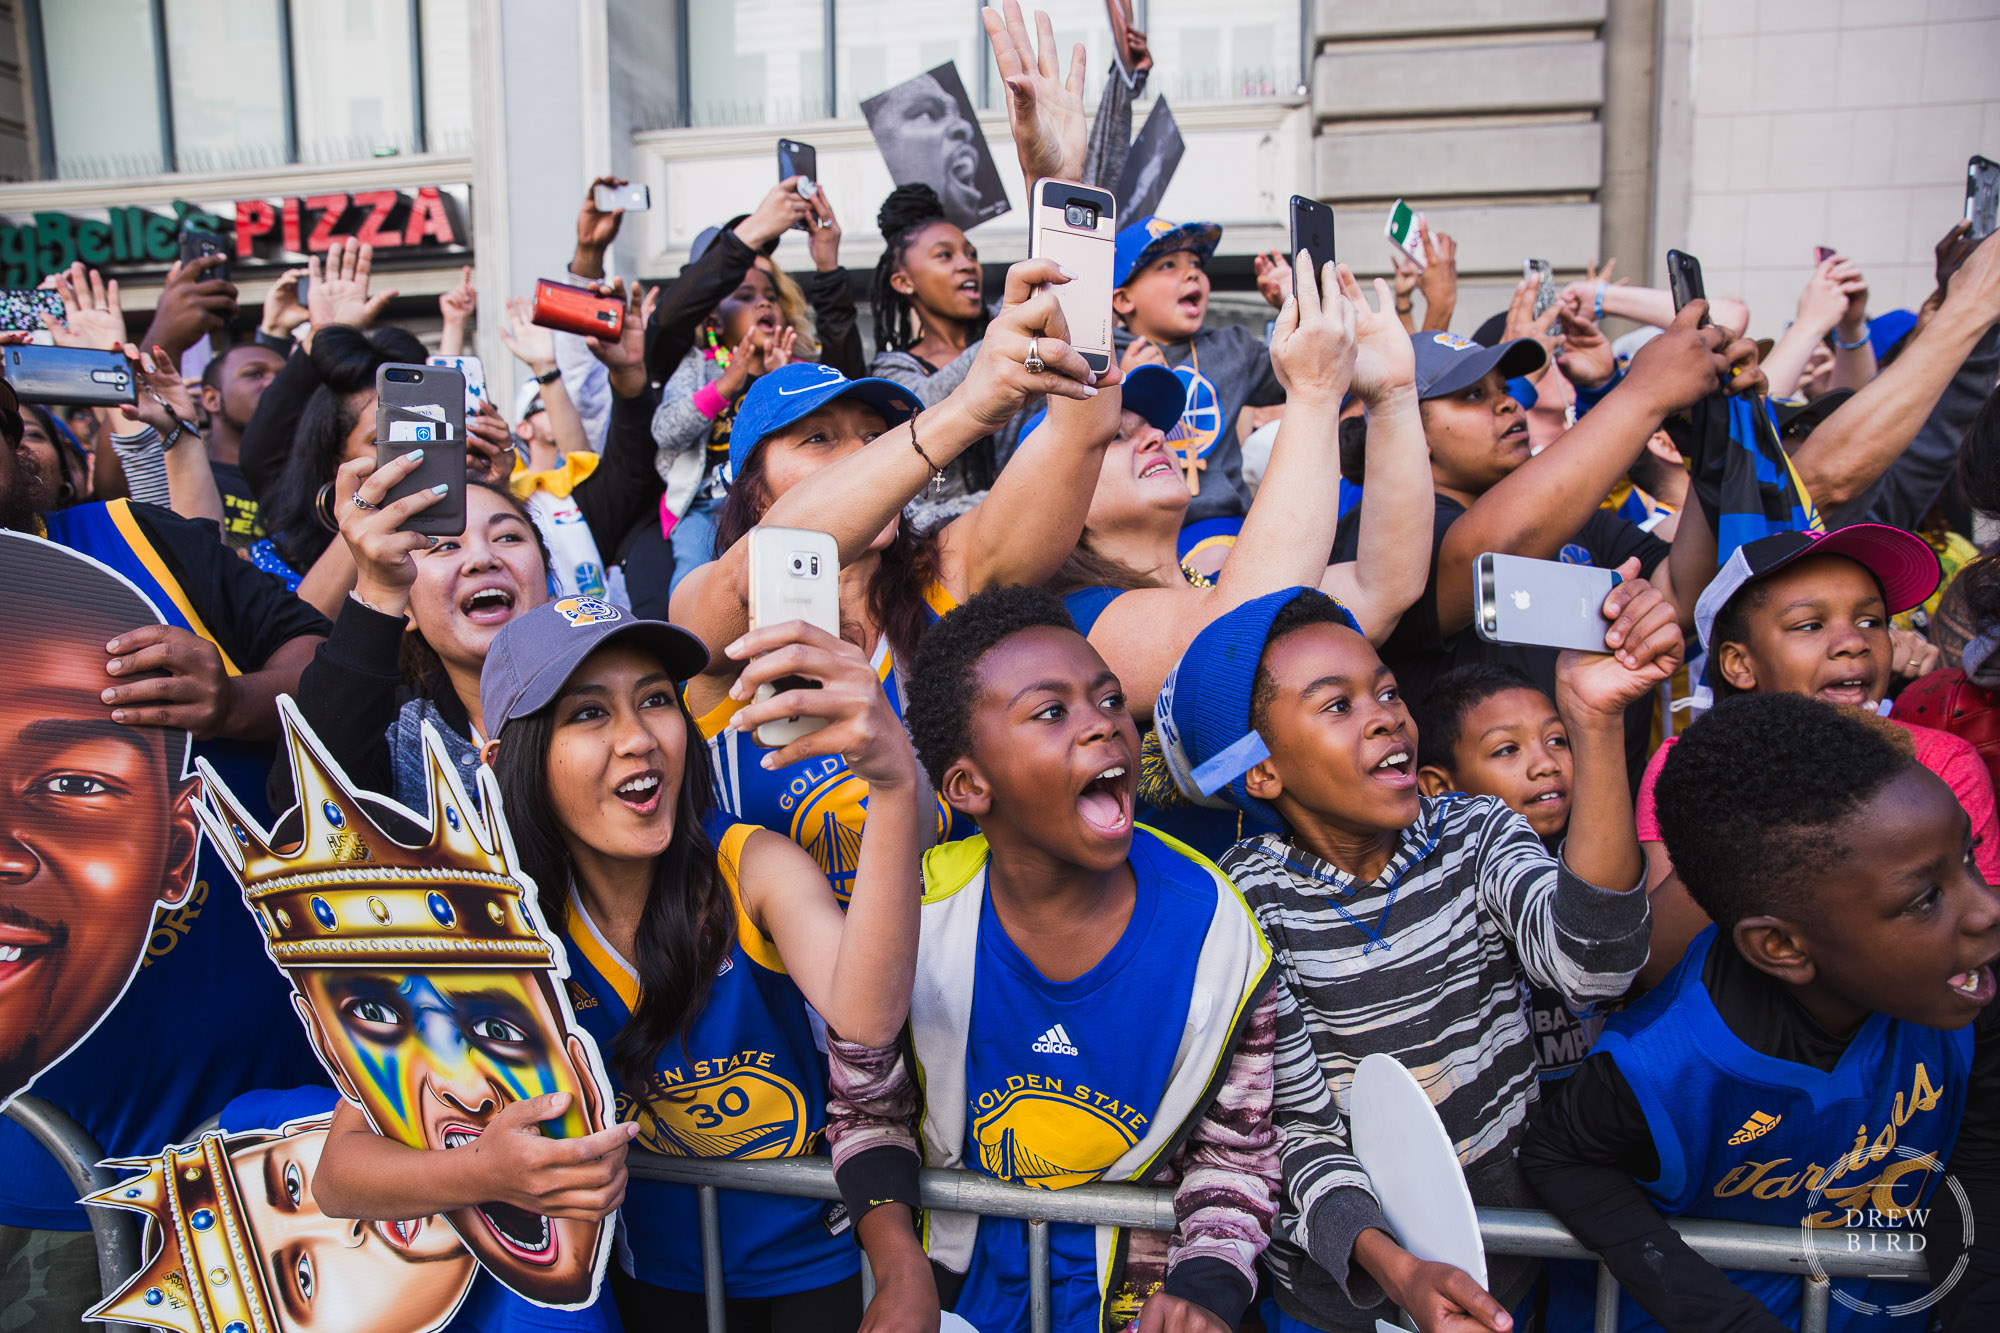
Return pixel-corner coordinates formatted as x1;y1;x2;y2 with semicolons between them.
626;1150;1929;1333
3;1094;146;1332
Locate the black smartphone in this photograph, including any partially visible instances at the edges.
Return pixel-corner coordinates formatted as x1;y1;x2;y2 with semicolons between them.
778;139;818;231
375;363;467;537
1968;155;2000;242
4;344;134;406
0;288;64;333
1288;195;1337;298
1666;249;1708;326
179;228;231;284
294;273;309;308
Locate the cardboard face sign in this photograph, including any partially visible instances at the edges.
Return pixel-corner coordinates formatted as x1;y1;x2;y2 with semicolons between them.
0;531;200;1113
195;699;619;1310
85;1112;478;1333
862;61;1011;231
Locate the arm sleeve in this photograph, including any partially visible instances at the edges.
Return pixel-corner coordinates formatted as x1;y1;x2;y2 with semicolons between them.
270;596;409;812
1268;970;1390;1308
109;425;170;507
239;343;323;500
1520;1054;1791;1333
871;343;981;409
572;386;666;560
1473;801;1651;1004
1842;324;2000;531
1161;985;1279;1329
805;266;867;380
1930;732;2000;883
825;1034;923;1224
553;276;615;449
649;350;717;458
130;503;330;670
644;232;758;383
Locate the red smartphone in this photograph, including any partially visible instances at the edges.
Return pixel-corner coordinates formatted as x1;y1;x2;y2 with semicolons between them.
531;278;623;339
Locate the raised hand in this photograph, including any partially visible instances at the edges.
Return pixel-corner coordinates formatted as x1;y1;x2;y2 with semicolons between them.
982;0;1087;185
1619;300;1732;417
1253;250;1293;311
499;295;558;374
438;264;477;353
337;450;450;613
806;185;843;272
1557;561;1686;719
587;279;654;398
1335;264;1415;406
120;341;195;437
45;263;125;350
1553;305;1617;390
1416;220;1459;330
261;267;309;341
736;179;812;252
309;237;397;331
140;255;237;361
574;177;627;280
1267;250;1357;406
465;398;515;484
725;620;923;787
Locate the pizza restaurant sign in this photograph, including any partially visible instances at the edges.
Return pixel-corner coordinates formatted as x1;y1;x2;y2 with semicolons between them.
0;183;471;287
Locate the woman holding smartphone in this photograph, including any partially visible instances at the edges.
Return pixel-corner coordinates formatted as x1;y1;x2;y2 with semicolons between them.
671;256;1115;889
311;598;925;1333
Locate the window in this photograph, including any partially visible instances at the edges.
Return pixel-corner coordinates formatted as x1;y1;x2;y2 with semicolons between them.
835;0;978;119
1144;0;1300;100
27;0;474;180
687;0;825;129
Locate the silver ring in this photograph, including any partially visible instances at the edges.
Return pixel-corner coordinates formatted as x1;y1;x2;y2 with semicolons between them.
1023;336;1045;376
350;495;378;510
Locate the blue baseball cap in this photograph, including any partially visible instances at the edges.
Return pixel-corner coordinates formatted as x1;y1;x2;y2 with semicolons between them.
1410;329;1547;401
729;362;922;479
1153;587;1362;822
481;597;711;730
1114;217;1223;289
1017;362;1187;440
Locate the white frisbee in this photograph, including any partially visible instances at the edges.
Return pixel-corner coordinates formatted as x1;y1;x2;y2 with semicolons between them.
1349;1051;1488;1288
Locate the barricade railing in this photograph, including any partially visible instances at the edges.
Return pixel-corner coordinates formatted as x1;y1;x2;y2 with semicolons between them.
627;1150;1930;1333
3;1094;146;1332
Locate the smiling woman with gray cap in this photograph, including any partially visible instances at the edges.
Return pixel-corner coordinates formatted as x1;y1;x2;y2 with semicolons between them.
672;255;1122;886
314;595;924;1332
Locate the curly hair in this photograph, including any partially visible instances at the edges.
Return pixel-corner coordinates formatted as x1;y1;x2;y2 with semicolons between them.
1655;693;1916;929
1249;589;1363;737
904;584;1078;789
1415;663;1548;773
870;184;987;353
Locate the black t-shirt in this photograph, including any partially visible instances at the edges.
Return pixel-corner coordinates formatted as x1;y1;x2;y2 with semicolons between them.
209;459;263;550
1333;491;1670;775
127;501;329;668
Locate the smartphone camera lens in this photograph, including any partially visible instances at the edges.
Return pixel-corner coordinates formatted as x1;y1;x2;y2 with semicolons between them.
789;553;821;577
1065;204;1097;229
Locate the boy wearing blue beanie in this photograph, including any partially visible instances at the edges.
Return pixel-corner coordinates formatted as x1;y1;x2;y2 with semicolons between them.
1154;578;1680;1332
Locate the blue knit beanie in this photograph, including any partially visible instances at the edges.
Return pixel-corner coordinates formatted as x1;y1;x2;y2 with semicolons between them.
1154;586;1361;822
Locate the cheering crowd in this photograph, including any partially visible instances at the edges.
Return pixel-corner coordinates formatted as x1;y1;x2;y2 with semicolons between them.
9;5;2000;1333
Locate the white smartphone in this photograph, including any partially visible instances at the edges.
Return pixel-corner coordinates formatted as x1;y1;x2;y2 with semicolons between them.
1386;199;1426;272
746;525;842;749
427;354;488;419
1475;553;1619;654
1028;178;1117;374
592;181;650;213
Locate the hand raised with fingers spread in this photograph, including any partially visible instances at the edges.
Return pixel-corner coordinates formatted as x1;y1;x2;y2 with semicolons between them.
1268;250;1357;406
46;263;125;351
982;0;1087;184
725;620;923;787
310;236;397;331
499;295;558;374
120;342;195;438
1337;265;1415;406
1253;250;1293;311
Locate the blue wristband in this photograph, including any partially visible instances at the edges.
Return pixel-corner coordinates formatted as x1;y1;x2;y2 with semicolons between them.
1593;282;1606;323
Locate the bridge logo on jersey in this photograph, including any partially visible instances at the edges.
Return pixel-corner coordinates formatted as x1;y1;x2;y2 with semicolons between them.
973;1083;1140;1189
639;1065;809;1159
787;763;951;901
1166;364;1223;460
1557;543;1593;566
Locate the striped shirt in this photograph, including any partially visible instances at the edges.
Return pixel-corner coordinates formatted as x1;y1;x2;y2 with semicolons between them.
1219;793;1650;1330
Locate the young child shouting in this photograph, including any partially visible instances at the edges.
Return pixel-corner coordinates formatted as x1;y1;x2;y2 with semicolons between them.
825;585;1280;1333
1522;693;2000;1332
1152;574;1679;1332
1416;663;1603;1080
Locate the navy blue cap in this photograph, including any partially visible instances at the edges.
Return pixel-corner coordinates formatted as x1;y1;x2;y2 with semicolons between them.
481;597;711;730
1114;217;1222;288
729;362;921;479
1410;329;1547;401
1153;587;1363;822
1018;362;1187;440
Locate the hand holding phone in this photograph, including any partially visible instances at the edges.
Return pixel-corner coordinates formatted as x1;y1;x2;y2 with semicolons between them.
591;181;650;213
531;278;624;340
777;139;819;223
1476;553;1621;653
1386;200;1426;272
1666;249;1709;327
179;228;231;285
375;363;466;536
1028;179;1116;373
744;526;841;749
4;344;135;405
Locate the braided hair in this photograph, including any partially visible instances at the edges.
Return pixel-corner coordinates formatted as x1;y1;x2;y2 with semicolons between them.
871;184;987;353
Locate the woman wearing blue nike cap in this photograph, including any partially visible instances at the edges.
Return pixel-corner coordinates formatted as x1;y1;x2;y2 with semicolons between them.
671;255;1123;882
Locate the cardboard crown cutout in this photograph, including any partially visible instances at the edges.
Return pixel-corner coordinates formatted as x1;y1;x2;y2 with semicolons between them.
85;1113;478;1333
194;699;617;1310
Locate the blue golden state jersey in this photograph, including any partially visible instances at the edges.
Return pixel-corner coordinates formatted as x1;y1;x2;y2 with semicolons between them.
562;816;856;1298
1563;927;1973;1333
0;502;323;1229
954;829;1211;1333
696;585;967;901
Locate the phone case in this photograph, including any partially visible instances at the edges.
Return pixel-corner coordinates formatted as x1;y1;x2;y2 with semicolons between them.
1028;179;1116;372
531;278;623;340
179;230;231;282
1385;201;1426;272
747;526;842;749
4;344;134;406
1968;156;2000;241
0;289;64;333
1475;553;1619;653
592;182;649;212
1288;196;1336;292
428;355;489;418
1666;249;1707;323
1526;259;1556;319
375;363;466;537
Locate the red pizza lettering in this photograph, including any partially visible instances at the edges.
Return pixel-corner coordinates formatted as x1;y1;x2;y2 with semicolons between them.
352;190;401;248
304;193;350;252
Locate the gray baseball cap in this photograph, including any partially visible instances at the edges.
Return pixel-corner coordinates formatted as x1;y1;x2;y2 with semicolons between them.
480;597;711;729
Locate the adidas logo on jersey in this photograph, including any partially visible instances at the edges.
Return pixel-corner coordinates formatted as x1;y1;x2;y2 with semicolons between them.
1031;1024;1080;1056
1728;1111;1782;1146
